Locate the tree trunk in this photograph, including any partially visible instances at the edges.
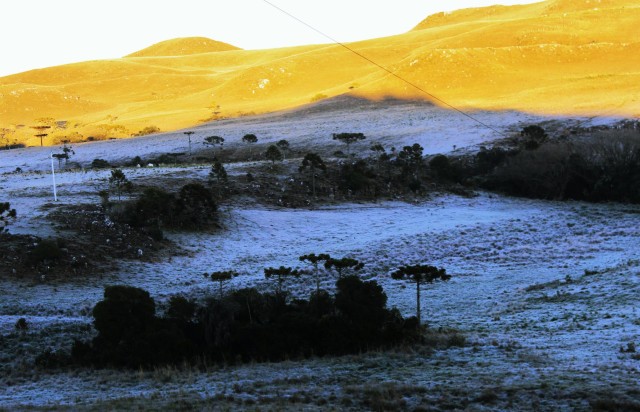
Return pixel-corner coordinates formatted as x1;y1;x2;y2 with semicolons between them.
416;280;421;326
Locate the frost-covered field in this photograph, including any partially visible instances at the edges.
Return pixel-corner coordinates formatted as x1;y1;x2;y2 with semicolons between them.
1;100;638;410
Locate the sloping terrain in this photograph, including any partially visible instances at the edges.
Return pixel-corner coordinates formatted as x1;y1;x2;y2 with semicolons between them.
1;79;639;409
1;0;639;147
124;36;240;57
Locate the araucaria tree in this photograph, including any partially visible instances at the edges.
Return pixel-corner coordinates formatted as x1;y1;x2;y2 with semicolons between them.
264;145;283;164
32;124;51;147
299;153;326;197
391;264;450;326
242;134;258;157
324;257;364;279
204;135;225;158
332;132;366;156
264;266;300;295
52;141;75;168
210;270;239;299
108;169;133;201
0;202;17;234
397;143;425;191
276;139;290;159
184;131;195;156
208;161;228;196
299;253;331;295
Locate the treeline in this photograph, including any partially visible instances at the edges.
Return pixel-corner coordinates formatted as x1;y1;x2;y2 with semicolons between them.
69;276;425;368
431;127;640;203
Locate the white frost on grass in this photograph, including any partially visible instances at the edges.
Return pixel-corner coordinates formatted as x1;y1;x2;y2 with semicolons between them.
0;101;638;409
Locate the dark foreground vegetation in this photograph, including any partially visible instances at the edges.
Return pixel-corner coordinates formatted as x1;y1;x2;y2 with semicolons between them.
436;126;640;203
69;276;428;368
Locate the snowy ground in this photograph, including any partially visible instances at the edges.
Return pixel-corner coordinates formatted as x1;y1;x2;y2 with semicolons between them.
1;100;638;410
0;96;609;175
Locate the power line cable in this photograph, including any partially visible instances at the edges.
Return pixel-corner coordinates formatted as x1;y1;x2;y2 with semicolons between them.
261;0;510;138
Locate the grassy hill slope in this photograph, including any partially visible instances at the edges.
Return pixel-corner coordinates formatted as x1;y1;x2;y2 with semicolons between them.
1;0;638;146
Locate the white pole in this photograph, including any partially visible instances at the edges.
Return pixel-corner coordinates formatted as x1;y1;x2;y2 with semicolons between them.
50;153;58;201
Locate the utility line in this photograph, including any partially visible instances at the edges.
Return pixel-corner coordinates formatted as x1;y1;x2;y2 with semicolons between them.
261;0;509;138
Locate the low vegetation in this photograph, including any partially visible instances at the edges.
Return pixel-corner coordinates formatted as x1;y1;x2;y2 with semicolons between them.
71;274;426;368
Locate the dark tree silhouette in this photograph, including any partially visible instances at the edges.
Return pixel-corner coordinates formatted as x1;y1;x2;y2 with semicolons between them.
299;153;326;197
397;144;424;177
208;162;228;197
61;141;75;164
32;125;51;147
92;285;156;344
397;143;424;191
371;143;394;182
174;183;217;228
429;154;452;180
391;264;450;326
108;169;133;200
52;153;67;168
521;125;548;150
210;270;239;299
332;132;366;156
204;135;225;157
265;145;283;164
276;139;290;159
0;202;17;234
299;253;331;295
242;134;258;144
264;266;300;295
184;131;195;156
242;134;258;157
15;318;28;331
324;257;364;279
52;141;75;168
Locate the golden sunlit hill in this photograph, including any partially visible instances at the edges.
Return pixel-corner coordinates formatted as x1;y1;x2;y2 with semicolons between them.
125;37;241;57
1;0;639;146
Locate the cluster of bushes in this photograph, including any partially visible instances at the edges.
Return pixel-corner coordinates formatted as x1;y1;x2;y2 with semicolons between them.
72;276;421;368
423;127;640;204
482;130;640;202
111;183;219;236
291;143;437;200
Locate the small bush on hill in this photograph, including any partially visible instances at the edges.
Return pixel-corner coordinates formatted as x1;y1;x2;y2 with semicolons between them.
114;184;218;233
91;158;111;169
28;239;62;264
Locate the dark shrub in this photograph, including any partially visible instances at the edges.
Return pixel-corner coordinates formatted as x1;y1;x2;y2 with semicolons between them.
15;318;28;331
92;286;156;343
91;158;110;169
475;146;512;174
482;131;640;203
335;276;388;346
173;183;218;229
521;125;548;150
75;285;193;367
338;160;376;196
125;187;175;228
29;239;62;264
429;155;451;179
166;295;196;323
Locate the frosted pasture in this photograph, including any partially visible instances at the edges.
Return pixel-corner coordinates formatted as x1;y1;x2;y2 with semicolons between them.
0;99;638;409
